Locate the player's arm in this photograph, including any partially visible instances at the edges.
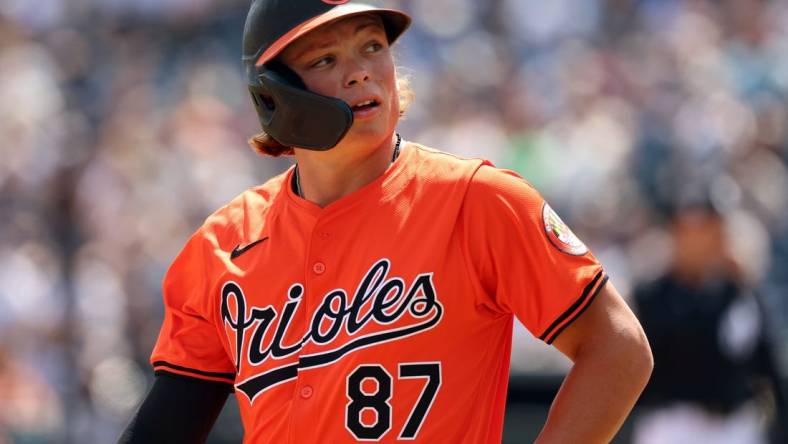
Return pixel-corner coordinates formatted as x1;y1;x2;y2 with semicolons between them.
534;281;653;444
117;374;231;444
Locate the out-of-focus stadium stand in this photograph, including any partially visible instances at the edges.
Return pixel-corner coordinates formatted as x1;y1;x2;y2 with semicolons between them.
0;0;786;442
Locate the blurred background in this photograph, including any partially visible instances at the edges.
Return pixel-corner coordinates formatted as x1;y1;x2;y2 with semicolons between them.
1;0;787;442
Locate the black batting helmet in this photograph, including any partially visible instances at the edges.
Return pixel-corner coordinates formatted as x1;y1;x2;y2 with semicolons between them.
242;0;411;150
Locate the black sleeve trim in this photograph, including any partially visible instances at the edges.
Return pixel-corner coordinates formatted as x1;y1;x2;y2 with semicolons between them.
539;271;608;344
152;360;236;382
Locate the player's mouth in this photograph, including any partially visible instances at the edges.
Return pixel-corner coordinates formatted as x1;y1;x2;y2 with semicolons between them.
350;97;381;120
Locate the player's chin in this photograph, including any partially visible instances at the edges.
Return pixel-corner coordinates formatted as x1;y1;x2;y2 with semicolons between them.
343;122;390;149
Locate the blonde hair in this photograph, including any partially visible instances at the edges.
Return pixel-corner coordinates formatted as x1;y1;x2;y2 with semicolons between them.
248;74;415;157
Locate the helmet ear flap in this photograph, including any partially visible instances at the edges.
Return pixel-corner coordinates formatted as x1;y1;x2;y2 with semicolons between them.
247;63;353;151
248;61;302;123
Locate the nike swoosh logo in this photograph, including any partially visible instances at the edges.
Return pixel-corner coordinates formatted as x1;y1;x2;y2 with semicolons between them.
231;237;269;260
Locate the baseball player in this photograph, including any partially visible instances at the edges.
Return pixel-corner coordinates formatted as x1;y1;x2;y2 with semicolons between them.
118;1;653;443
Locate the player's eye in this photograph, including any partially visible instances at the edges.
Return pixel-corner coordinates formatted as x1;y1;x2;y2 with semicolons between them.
310;55;335;69
364;41;385;53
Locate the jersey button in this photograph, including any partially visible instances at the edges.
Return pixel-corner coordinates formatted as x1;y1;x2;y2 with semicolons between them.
318;231;331;239
313;262;326;275
300;385;314;399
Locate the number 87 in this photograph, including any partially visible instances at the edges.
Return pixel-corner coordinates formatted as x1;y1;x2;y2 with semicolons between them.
345;362;441;441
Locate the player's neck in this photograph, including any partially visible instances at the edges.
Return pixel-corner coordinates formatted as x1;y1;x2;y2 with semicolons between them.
293;133;399;208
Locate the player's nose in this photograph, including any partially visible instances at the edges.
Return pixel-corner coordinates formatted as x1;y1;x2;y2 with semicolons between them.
344;60;371;88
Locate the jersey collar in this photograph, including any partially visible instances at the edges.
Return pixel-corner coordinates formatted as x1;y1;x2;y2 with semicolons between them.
285;139;415;219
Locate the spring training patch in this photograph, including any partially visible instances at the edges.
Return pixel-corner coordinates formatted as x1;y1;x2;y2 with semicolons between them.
542;203;589;256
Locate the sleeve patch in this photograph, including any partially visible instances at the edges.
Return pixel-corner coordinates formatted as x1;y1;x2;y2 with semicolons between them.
542;202;589;256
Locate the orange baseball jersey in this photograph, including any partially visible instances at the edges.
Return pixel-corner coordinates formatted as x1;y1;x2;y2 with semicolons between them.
151;142;606;443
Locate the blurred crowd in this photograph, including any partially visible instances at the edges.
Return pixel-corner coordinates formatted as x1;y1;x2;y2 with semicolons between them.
1;0;787;442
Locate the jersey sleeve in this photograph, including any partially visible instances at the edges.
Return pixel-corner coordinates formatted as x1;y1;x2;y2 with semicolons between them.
460;165;608;344
150;228;236;385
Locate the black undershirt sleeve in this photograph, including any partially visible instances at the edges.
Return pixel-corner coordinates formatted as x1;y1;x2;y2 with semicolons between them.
117;373;233;444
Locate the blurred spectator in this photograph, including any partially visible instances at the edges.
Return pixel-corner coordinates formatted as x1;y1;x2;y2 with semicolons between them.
0;343;64;443
632;196;786;444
